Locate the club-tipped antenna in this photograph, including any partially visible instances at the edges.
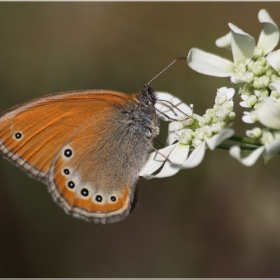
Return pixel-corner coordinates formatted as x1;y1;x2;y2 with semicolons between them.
146;56;187;85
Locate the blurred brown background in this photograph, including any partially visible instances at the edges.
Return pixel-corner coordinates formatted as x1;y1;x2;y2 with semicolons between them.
0;2;280;277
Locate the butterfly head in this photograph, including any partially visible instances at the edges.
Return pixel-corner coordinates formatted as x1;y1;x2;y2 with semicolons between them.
138;84;157;107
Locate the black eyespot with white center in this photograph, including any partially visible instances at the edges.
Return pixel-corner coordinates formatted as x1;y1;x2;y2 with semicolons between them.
64;148;73;158
110;196;117;202
67;181;75;189
81;188;89;197
63;168;70;175
14;132;22;139
95;195;103;202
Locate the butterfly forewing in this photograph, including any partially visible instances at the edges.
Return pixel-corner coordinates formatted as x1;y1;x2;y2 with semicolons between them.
0;90;131;180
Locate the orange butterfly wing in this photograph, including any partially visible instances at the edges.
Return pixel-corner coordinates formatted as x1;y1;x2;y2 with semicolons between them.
0;90;132;180
0;90;156;223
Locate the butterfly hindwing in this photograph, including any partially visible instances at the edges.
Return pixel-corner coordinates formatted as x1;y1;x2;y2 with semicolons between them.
48;105;142;223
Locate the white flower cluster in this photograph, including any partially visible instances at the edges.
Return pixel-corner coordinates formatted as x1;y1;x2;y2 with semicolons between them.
174;87;235;149
141;9;280;179
187;9;280;166
140;88;235;178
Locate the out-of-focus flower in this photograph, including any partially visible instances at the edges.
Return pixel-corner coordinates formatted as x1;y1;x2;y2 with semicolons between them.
230;98;280;165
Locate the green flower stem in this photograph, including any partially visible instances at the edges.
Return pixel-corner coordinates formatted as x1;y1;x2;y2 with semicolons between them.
217;143;257;154
214;134;262;154
228;135;262;146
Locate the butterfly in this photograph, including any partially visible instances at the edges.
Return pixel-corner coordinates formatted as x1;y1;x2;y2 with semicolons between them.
0;57;186;224
0;84;162;224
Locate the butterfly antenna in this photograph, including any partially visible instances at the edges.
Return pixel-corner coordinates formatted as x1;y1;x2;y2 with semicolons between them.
149;144;173;164
146;56;187;85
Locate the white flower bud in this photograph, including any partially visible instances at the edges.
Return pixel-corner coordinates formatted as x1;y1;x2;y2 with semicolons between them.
228;111;236;120
258;57;267;66
223;100;234;111
254;89;268;99
206;108;215;116
271;75;280;82
235;63;246;73
250;112;258;122
253;76;270;89
178;129;194;145
215;93;228;105
252;64;265;76
266;68;276;77
271;91;280;98
246;127;262;139
202;114;212;124
192;137;202;148
261;131;274;145
182;117;195;127
253;48;263;59
243;72;254;83
211;123;222;134
201;126;212;137
246;95;258;107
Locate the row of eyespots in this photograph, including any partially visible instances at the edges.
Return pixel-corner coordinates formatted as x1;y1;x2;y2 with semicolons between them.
63;172;91;198
61;150;117;202
62;170;89;198
66;180;117;202
63;176;117;202
61;152;91;198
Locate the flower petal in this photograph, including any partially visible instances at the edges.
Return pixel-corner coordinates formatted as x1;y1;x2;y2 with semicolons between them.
257;9;279;55
240;101;251;108
205;128;234;150
225;87;235;100
215;32;232;51
149;144;190;178
156;92;192;121
253;97;280;129
216;87;235;101
139;144;176;177
229;23;255;65
187;48;234;77
263;139;280;161
167;121;180;145
170;144;190;165
182;142;206;168
269;79;280;92
229;145;265;166
242;112;256;123
267;50;280;72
